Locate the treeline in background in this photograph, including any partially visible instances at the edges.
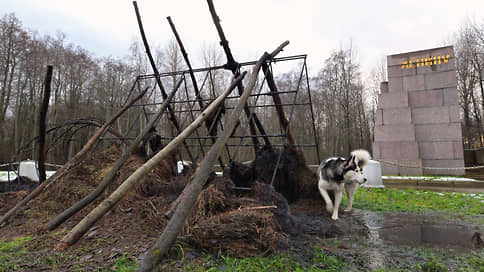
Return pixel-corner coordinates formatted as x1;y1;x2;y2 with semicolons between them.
1;13;483;165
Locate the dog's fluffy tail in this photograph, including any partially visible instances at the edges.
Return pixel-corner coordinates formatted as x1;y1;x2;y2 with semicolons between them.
351;149;371;167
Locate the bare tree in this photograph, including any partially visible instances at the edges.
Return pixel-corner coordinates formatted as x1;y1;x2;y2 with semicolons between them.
364;57;387;143
312;45;371;157
454;21;482;148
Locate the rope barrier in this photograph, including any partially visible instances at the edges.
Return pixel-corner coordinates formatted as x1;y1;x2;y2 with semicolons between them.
4;159;483;171
0;162;63;168
308;161;484;171
44;163;63;168
378;160;484;170
0;162;19;168
463;146;484;151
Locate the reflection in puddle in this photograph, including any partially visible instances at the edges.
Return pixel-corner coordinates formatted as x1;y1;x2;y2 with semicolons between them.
358;210;481;250
355;210;482;270
359;211;386;271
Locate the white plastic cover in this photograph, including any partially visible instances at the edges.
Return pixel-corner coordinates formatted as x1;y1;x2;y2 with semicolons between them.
18;160;39;182
361;160;384;188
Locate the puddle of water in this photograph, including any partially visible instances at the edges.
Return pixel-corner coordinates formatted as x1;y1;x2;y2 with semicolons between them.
357;210;481;251
358;210;386;270
355;210;482;270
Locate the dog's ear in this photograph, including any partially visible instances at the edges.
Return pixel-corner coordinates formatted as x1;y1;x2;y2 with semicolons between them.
344;154;354;166
344;154;357;172
335;163;345;177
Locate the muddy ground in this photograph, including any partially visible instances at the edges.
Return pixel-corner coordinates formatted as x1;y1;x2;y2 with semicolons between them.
0;146;482;271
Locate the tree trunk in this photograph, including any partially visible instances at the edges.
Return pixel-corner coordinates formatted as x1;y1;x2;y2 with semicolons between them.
137;41;289;272
38;65;53;182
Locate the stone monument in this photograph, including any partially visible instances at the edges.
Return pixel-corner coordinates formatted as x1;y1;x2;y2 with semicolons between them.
373;46;465;176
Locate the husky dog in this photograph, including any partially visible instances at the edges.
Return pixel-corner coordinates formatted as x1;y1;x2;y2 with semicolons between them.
317;149;371;220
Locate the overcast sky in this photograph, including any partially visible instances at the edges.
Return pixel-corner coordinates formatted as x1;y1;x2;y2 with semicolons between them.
1;0;483;77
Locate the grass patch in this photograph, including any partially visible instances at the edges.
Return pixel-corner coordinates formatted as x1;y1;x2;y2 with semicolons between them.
111;254;137;272
0;234;104;271
0;236;33;271
215;254;305;272
170;248;344;272
414;247;484;272
370;246;484;271
171;246;484;271
0;236;33;252
310;248;346;271
351;188;484;216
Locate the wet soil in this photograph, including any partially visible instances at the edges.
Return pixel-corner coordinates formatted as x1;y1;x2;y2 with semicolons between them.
0;146;482;271
1;189;482;271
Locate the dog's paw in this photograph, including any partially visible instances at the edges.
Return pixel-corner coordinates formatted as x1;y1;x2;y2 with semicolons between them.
331;214;339;220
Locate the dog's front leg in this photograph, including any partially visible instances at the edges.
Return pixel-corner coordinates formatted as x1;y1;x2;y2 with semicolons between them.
344;182;358;212
318;186;334;213
332;184;344;220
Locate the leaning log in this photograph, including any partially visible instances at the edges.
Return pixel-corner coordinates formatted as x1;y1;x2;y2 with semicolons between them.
251;112;271;146
133;1;194;162
0;87;148;226
167;16;225;168
207;0;266;151
262;63;296;146
137;41;289;272
54;72;247;250
38;65;53;182
46;79;182;231
166;17;203;109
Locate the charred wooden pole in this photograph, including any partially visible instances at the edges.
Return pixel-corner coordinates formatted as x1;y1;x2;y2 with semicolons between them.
0;87;148;226
207;0;267;151
133;1;194;162
54;72;247;250
38;65;53;182
166;17;203;109
46;79;182;231
251;112;271;146
137;41;289;271
167;16;225;168
262;63;296;146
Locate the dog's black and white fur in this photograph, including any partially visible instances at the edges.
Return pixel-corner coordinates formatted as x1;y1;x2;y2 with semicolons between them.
317;149;371;220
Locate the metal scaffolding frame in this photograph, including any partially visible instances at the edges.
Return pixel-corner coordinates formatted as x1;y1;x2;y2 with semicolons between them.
105;54;320;173
104;0;322;183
